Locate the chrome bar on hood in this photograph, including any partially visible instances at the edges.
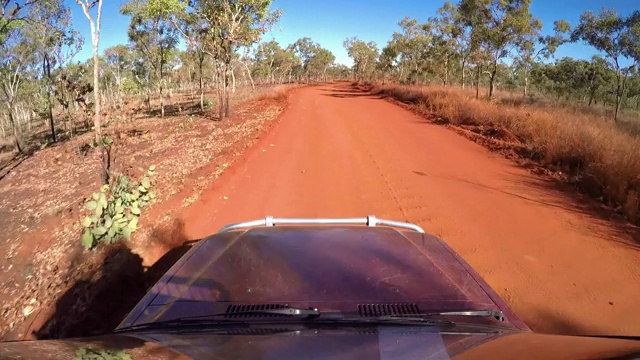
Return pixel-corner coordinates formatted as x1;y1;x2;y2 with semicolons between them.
218;216;425;233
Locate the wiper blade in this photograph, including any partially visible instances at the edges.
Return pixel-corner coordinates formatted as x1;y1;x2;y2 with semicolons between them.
225;307;320;317
115;309;503;333
116;310;455;333
116;307;321;333
428;310;505;322
384;310;504;322
115;318;251;333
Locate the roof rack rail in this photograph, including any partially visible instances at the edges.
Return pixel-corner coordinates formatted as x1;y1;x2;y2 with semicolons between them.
218;216;425;233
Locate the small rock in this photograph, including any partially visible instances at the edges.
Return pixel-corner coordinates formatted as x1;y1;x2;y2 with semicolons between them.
222;196;228;200
23;305;34;317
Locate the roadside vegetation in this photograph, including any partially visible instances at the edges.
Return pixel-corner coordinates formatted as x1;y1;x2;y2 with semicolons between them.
0;0;340;341
0;0;344;252
342;1;640;224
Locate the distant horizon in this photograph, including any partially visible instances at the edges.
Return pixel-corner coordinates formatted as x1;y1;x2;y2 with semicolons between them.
66;0;637;67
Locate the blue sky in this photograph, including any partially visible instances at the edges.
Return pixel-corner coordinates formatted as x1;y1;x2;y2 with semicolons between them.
66;0;637;66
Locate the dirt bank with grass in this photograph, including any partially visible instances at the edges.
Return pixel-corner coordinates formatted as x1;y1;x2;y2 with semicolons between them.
370;83;640;225
0;84;294;340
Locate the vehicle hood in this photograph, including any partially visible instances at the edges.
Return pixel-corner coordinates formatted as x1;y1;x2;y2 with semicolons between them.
0;330;638;359
119;226;525;330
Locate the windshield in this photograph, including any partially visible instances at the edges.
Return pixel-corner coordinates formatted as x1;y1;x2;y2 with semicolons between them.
130;227;502;327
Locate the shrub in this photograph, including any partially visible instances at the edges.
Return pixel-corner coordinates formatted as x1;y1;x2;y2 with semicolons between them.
81;166;157;250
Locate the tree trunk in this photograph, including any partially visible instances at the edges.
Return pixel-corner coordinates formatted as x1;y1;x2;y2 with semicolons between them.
84;0;107;184
1;116;5;138
241;60;255;90
614;72;627;122
92;40;101;143
224;65;230;118
160;82;165;118
146;87;151;112
8;105;22;153
231;67;236;94
461;58;466;89
67;107;74;138
44;55;56;143
523;66;528;98
613;73;622;122
444;56;449;87
614;94;621;122
475;64;481;99
216;62;224;120
199;73;204;112
488;63;497;99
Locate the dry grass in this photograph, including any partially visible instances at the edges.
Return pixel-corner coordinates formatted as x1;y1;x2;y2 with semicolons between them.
372;83;640;224
253;85;292;102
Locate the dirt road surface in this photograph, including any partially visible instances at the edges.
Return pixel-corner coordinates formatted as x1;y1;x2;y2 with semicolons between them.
178;83;640;336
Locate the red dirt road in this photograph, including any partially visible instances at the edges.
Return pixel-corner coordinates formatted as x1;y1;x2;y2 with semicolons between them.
179;83;640;336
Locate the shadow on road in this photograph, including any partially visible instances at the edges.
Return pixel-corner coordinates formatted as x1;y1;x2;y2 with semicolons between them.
319;86;383;99
412;168;640;250
528;308;596;336
34;220;199;340
505;172;640;250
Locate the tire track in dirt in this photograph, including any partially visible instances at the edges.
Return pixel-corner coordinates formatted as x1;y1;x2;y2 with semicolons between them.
178;82;640;336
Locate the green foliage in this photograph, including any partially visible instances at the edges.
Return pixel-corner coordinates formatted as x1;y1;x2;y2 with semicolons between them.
121;0;180;116
203;99;213;108
81;166;157;250
292;37;336;81
252;40;301;83
120;77;140;94
93;134;113;149
572;9;640;120
343;37;379;81
74;348;131;360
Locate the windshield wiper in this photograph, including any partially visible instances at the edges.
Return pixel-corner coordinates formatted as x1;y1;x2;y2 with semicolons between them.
115;308;506;334
116;307;321;333
429;310;505;321
115;308;456;333
383;310;504;322
225;307;321;317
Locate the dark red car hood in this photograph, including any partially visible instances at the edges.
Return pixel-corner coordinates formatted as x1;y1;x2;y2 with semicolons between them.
2;226;639;359
118;226;526;330
1;330;639;359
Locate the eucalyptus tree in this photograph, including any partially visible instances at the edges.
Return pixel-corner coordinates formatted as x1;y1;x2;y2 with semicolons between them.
74;0;108;183
0;14;33;152
573;9;640;121
292;37;318;83
429;2;465;87
516;19;571;97
343;37;379;81
0;0;37;46
458;0;541;98
103;45;133;110
26;0;82;142
121;0;180;118
182;0;281;119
